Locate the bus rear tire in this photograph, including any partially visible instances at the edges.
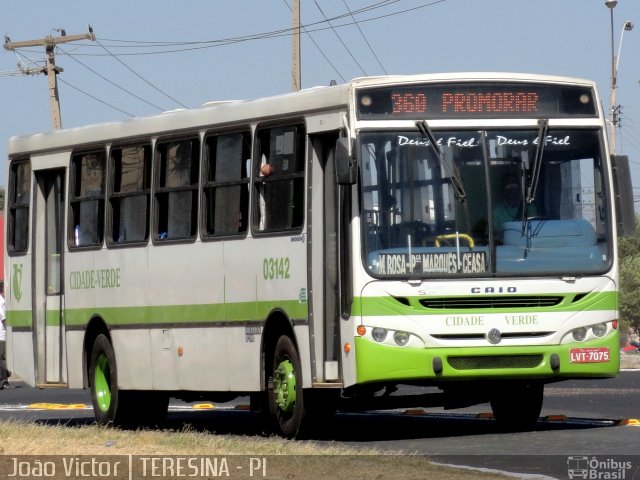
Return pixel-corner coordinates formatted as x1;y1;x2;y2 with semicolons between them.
490;382;543;431
267;335;306;438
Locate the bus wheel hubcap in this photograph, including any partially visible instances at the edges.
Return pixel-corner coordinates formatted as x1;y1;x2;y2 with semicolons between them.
274;359;296;412
94;354;111;412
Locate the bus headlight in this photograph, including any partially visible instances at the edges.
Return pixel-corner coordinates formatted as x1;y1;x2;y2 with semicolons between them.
572;327;587;342
372;327;388;342
592;323;607;337
394;331;410;346
361;326;422;347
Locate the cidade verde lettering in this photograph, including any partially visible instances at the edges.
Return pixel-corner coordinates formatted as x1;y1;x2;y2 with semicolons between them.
69;268;121;290
445;315;485;327
505;314;538;325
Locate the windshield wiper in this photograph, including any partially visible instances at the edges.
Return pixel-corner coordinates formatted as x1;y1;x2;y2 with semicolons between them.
526;118;549;207
416;120;466;201
521;118;549;237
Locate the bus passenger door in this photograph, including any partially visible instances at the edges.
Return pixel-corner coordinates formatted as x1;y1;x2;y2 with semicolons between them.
33;168;66;385
309;132;341;383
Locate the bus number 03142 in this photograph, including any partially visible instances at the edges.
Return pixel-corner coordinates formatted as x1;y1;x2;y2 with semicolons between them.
263;257;291;280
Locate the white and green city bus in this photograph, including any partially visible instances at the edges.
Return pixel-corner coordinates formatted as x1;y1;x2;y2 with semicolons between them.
4;73;635;437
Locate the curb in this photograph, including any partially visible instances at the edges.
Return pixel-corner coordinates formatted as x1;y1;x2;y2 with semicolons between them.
620;354;640;370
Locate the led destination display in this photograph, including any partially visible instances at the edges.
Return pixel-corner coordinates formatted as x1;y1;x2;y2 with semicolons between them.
357;82;596;119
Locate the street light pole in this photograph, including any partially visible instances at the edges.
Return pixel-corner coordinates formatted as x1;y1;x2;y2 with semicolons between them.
605;1;634;154
615;22;634;75
606;1;618;153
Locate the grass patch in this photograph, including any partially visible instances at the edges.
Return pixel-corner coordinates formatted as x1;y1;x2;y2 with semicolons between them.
0;420;512;479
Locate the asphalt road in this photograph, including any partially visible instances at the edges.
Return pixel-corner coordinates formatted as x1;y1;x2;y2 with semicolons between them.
1;372;639;479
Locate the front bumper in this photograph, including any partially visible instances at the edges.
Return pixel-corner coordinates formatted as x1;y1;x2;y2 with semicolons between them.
354;330;620;384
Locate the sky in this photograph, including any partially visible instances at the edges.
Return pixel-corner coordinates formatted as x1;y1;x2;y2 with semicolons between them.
1;0;639;203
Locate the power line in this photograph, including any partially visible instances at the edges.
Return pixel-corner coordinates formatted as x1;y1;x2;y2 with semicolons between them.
341;0;388;75
9;39;136;118
618;115;640;155
10;51;49;78
621;128;640;146
4;29;96;129
45;0;445;57
0;61;40;77
93;0;400;48
59;46;167;112
4;1;445;125
57;76;134;117
12;49;44;68
282;0;347;83
11;42;187;113
313;0;368;76
94;38;188;108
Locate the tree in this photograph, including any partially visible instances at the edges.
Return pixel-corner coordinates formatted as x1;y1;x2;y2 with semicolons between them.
618;215;640;339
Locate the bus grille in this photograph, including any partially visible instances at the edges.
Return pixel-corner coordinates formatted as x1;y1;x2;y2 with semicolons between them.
448;355;544;370
420;296;563;309
432;332;554;341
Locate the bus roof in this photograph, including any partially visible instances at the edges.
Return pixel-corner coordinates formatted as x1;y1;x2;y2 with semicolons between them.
7;82;351;157
7;72;597;157
347;71;596;88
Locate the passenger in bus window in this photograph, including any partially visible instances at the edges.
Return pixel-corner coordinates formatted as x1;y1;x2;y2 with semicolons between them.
260;162;275;176
493;173;537;236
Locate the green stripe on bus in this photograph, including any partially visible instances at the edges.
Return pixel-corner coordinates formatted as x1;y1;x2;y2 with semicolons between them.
9;299;308;329
47;310;61;326
6;310;33;328
7;310;62;328
64;304;225;326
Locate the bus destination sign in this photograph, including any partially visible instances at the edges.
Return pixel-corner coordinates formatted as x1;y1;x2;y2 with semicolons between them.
357;83;596;119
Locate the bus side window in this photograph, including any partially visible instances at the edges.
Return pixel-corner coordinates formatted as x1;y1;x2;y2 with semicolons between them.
109;145;151;245
253;125;305;233
8;159;32;254
155;139;200;241
69;151;106;248
203;131;251;238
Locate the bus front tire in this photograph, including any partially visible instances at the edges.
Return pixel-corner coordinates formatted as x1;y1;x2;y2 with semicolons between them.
89;334;120;425
267;335;306;438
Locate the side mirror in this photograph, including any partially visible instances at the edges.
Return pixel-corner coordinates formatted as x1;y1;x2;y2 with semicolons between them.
611;155;635;237
335;137;357;185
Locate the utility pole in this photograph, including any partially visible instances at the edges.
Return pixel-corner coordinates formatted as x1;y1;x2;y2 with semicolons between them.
292;0;301;91
4;27;96;129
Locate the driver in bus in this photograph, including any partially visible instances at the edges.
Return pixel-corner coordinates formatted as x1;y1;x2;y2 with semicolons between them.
493;173;537;237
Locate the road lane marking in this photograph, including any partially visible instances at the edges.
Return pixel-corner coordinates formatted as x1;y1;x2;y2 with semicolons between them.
1;403;638;428
0;403;245;411
617;418;640;426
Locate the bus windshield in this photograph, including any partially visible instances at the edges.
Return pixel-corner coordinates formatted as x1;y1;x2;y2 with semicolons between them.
360;128;610;277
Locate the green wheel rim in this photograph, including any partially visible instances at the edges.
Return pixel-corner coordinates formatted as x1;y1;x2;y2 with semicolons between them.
274;359;296;412
94;354;111;413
